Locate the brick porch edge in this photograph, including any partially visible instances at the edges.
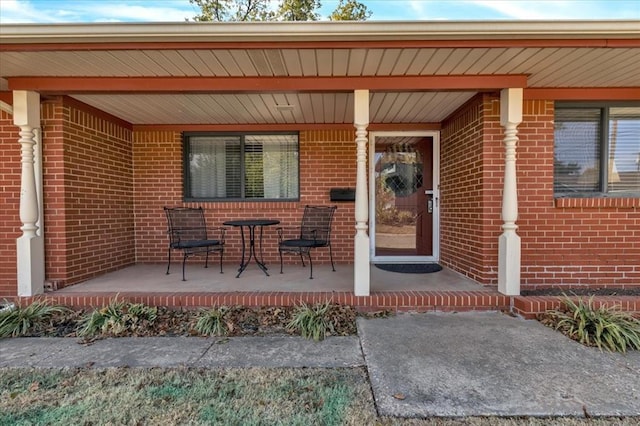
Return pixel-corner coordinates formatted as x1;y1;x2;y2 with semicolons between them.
11;291;640;318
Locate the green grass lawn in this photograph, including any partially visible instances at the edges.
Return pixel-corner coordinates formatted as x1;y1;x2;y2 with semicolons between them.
1;367;637;426
0;367;377;425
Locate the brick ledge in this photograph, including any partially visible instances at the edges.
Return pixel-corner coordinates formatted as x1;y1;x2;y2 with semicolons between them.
15;290;510;313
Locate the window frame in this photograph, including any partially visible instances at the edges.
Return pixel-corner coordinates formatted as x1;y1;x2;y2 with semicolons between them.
183;131;300;202
554;101;640;198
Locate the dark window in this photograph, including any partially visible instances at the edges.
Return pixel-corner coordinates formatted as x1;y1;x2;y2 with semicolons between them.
184;133;299;201
554;104;640;196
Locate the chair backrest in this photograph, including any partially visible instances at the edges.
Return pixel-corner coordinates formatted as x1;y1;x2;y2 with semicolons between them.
299;205;337;244
164;207;208;245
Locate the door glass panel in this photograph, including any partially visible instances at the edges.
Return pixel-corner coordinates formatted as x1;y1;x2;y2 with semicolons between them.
374;139;422;256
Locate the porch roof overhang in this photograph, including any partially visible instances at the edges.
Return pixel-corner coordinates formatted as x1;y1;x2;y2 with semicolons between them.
1;20;639;128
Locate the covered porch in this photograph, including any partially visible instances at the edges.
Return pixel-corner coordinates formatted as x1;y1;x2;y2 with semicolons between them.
45;262;510;311
3;21;638;302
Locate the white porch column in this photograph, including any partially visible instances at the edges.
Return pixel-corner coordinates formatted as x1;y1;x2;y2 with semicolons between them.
13;90;45;296
498;88;522;295
353;90;370;296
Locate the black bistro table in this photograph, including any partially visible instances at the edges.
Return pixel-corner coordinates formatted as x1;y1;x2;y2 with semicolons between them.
223;219;280;278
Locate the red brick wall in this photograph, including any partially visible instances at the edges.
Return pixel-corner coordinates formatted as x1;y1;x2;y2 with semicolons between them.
133;129;356;267
441;94;640;289
42;99;135;288
512;101;640;288
440;94;499;285
0;110;21;296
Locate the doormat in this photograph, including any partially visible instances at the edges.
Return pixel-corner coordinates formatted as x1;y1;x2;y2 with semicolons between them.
375;263;443;274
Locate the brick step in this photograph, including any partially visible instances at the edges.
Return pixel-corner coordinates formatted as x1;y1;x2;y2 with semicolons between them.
19;291;511;313
14;293;640;318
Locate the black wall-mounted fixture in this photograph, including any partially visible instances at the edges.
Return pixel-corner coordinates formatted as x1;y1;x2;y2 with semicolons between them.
330;188;356;202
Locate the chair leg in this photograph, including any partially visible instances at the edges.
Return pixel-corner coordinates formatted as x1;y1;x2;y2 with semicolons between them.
279;249;284;274
328;243;336;272
166;248;172;275
219;249;224;274
299;252;306;267
181;253;187;281
204;250;210;269
308;252;314;279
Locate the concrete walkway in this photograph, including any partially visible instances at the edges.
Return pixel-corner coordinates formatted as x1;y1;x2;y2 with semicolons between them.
1;312;639;418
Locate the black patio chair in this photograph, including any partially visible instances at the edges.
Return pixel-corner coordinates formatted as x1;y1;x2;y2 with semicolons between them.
164;206;226;281
277;205;337;279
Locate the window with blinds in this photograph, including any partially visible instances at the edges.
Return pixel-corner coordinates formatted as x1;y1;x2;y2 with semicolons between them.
554;105;640;196
185;133;299;201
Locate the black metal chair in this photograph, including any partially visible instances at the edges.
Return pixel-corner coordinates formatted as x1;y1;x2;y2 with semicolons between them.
277;205;337;279
164;206;225;281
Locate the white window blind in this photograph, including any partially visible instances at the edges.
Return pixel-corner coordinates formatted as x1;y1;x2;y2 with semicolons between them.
608;107;640;193
554;105;640;195
186;133;299;200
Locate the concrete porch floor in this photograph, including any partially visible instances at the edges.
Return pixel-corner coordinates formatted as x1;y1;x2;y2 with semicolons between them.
55;262;482;293
42;262;513;312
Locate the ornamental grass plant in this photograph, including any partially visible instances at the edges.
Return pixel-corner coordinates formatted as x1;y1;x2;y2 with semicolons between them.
77;298;158;338
287;301;335;341
544;295;640;353
0;300;69;338
194;306;229;336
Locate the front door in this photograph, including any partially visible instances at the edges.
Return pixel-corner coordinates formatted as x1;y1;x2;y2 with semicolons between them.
371;132;439;261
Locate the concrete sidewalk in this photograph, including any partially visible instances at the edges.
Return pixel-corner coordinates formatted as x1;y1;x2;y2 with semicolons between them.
358;312;640;418
0;335;363;369
1;312;639;418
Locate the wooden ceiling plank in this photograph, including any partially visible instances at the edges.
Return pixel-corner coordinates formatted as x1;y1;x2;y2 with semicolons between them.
331;49;350;77
420;49;455;74
315;49;334;77
405;49;436;74
265;50;288;76
361;49;385;76
376;49;403;75
141;51;190;76
211;50;243;76
391;48;420;75
246;50;273;76
450;48;492;75
194;50;229;76
280;50;303;76
333;92;350;123
346;49;367;76
434;48;471;74
298;50;317;77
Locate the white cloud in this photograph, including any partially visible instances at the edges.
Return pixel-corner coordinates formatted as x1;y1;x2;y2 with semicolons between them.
0;0;197;24
0;0;58;23
469;0;640;20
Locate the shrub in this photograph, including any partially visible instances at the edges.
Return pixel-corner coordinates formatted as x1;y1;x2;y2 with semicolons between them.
544;295;640;353
0;300;69;338
77;298;158;338
287;301;335;341
194;307;229;336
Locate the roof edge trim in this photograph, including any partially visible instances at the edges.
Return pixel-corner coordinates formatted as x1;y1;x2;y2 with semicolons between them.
1;20;639;44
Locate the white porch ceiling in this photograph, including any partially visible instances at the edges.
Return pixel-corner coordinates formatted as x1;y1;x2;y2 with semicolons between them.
1;21;638;126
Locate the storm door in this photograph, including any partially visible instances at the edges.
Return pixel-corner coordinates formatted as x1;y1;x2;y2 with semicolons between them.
370;132;440;262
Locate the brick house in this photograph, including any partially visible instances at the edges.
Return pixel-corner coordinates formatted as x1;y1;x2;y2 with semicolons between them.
0;21;639;305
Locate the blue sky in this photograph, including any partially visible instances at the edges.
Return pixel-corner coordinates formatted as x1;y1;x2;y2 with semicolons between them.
1;0;639;23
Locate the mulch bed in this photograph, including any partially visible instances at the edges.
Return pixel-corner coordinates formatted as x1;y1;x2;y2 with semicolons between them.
20;305;368;339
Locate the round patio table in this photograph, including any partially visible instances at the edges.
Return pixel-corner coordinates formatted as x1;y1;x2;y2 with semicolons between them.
223;219;280;278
